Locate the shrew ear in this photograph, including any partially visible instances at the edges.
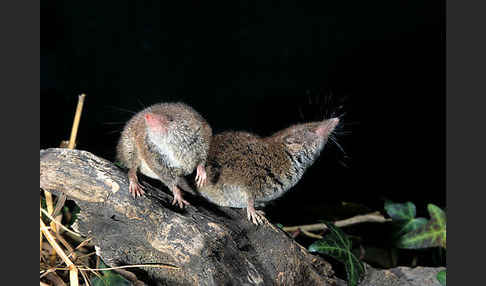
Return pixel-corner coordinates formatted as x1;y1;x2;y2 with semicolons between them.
144;113;169;134
144;113;168;126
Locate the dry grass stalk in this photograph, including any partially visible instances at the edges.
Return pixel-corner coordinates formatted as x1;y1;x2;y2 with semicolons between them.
64;238;94;261
54;263;180;272
42;93;87;269
40;199;43;260
283;211;391;237
44;191;57;232
43;190;57;265
40;218;79;285
40;208;83;238
68;93;86;149
40;94;88;285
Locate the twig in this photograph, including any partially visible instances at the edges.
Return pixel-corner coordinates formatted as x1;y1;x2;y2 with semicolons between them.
301;229;324;239
79;268;91;286
42;93;86;268
40;268;56;279
55;232;74;256
40;219;79;286
65;239;94;261
68;93;86;149
43;190;57;234
52;194;67;218
54;263;180;271
74;251;97;261
282;211;391;234
43;189;58;265
40;199;43;261
42;188;62;266
69;237;94;254
70;268;79;286
40;208;83;237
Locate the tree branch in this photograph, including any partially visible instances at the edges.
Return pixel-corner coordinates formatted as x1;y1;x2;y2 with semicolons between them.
40;148;336;285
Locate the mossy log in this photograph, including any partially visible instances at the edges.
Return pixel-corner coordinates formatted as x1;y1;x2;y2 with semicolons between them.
40;148;336;286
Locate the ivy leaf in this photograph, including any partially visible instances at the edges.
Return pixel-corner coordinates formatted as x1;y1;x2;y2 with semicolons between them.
384;201;416;221
384;201;428;239
90;260;131;286
437;269;446;286
394;217;428;238
398;204;446;249
308;222;365;286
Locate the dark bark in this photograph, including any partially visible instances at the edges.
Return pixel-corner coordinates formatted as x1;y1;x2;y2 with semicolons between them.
40;148;336;286
337;265;445;286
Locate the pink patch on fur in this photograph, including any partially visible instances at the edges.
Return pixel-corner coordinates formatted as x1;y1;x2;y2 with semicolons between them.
144;113;167;133
144;113;159;126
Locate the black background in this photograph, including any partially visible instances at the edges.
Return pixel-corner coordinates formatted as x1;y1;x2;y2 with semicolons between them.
40;1;445;224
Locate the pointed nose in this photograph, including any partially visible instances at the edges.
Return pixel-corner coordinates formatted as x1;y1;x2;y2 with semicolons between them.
329;117;339;128
316;118;340;137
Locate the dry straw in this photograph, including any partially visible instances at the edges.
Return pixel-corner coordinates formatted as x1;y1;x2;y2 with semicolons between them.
41;93;86;285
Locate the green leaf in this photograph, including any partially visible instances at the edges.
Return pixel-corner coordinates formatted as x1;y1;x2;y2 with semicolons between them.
90;260;131;286
398;204;446;249
308;222;365;286
394;217;428;237
384;201;416;221
384;201;429;241
437;269;446;286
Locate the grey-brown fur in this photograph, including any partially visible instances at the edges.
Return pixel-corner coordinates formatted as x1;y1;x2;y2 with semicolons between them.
116;102;212;207
196;118;339;224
